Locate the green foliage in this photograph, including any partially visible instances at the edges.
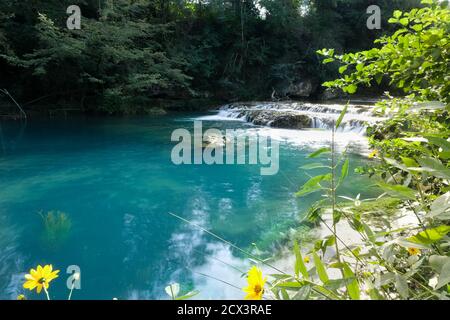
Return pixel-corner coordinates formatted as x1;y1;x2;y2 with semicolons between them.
318;0;450;102
0;0;421;111
283;0;450;300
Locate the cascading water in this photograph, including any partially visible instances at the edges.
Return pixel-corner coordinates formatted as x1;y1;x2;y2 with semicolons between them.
194;101;385;155
200;101;384;135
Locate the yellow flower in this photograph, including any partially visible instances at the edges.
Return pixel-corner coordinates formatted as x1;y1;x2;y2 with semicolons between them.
23;265;59;294
303;256;310;264
368;150;379;159
243;266;266;300
407;247;421;256
17;294;26;300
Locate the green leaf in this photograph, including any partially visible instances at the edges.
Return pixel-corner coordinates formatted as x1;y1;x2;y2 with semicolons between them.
277;281;303;289
384;157;408;171
417;157;450;179
280;288;290;300
343;263;360;300
339;65;348;74
339;158;349;183
407;225;450;245
429;255;450;289
436;261;450;289
362;222;376;243
400;156;419;168
313;251;329;284
377;182;416;200
426;136;450;152
296;174;332;197
300;163;331;170
412;24;423;32
308;147;331;158
388;18;398;24
325;235;336;247
393;10;402;19
176;290;200;300
429;255;450;273
395;274;409;299
399;18;409;26
336;104;348;129
345;84;357;94
325;278;356;290
427;192;450;220
292;285;311;300
375;73;383;85
396;238;431;250
332;209;342;225
293;241;309;279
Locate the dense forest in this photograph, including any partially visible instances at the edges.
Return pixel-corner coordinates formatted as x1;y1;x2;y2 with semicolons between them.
1;0;449;301
0;0;421;114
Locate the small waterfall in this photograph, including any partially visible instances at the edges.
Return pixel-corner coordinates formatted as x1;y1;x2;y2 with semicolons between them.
210;101;384;135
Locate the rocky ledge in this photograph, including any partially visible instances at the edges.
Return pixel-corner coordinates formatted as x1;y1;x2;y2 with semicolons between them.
237;110;312;129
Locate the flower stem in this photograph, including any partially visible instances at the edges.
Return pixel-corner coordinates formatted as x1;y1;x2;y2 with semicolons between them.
43;286;51;301
68;282;75;300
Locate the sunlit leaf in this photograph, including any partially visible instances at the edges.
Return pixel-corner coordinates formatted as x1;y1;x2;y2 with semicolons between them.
293;241;309;280
377;182;416;200
339;158;349;183
336;104;348;129
343;263;360;300
295;174;332;197
407;225;450;245
308;147;331;158
292;285;311;300
427;192;450;220
345;84;357;94
313;251;329;284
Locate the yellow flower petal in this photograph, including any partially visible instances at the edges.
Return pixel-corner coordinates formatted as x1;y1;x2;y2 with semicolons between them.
243;266;265;300
43;265;51;274
30;268;38;278
23;280;37;290
22;264;60;294
24;274;34;280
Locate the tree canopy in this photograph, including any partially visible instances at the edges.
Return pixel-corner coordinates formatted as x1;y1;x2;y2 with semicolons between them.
0;0;423;113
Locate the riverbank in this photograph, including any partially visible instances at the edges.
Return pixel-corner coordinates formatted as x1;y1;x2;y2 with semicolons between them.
265;197;423;299
0;96;383;119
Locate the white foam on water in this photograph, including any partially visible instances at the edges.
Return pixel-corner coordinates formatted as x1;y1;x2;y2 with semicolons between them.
237;127;370;155
190;102;375;154
194;110;247;122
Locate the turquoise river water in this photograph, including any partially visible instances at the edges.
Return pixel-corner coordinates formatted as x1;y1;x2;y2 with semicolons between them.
0;111;377;299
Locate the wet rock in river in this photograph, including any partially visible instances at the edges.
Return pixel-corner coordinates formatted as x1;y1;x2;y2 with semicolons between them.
238;109;312;129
